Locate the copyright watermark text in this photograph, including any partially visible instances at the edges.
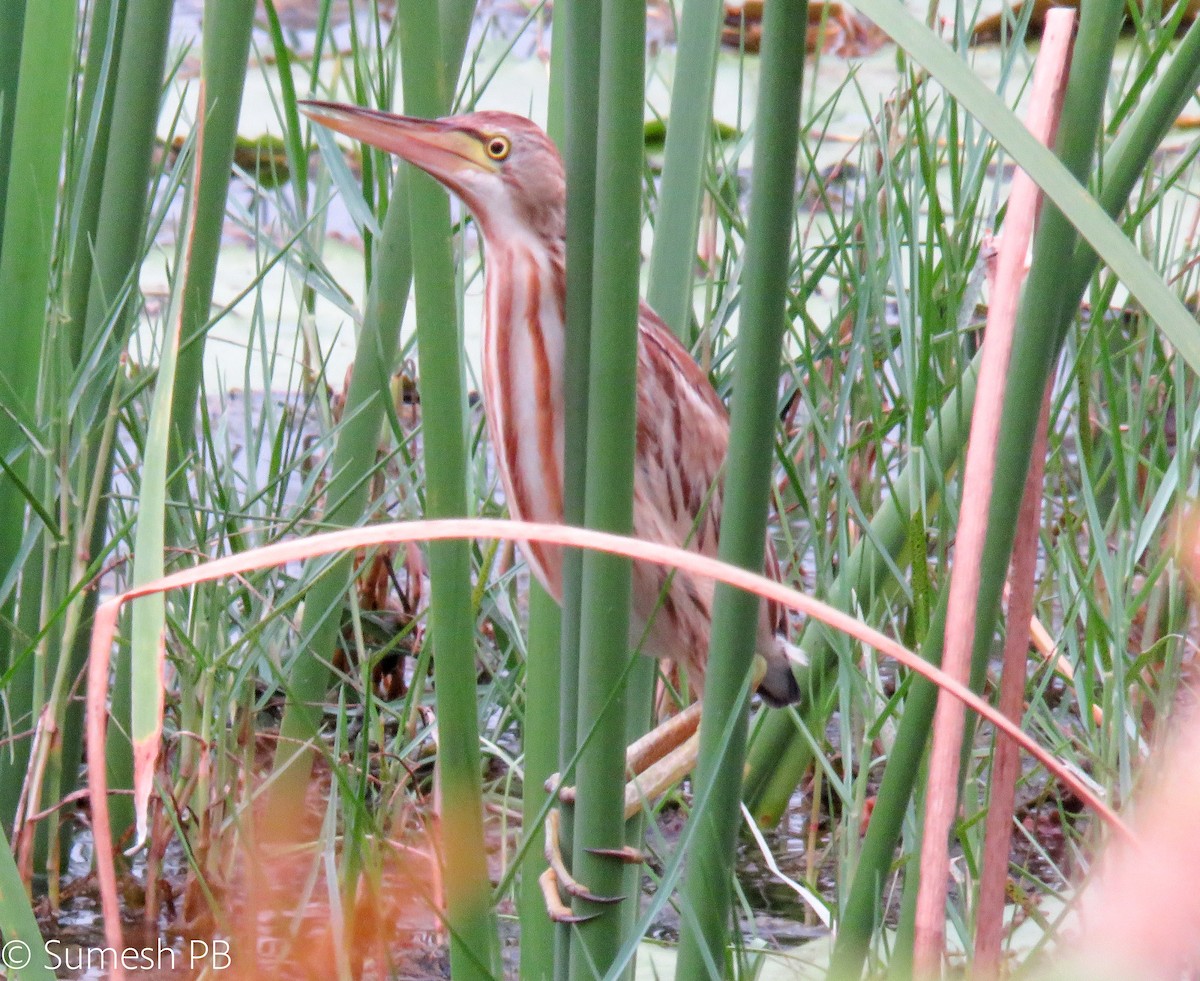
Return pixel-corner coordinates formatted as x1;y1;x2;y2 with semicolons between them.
1;938;231;972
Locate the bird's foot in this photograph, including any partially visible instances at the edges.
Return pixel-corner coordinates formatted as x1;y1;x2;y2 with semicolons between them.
541;809;626;923
539;703;702;921
543;771;574;804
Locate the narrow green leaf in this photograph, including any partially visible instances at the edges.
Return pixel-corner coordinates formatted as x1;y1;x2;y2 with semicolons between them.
131;174;194;847
0;821;54;979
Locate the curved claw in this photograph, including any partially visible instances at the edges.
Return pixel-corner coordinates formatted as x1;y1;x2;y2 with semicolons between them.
566;883;623;905
539;869;600;924
585;845;645;864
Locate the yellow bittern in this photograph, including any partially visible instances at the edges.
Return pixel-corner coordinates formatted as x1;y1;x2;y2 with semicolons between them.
299;100;802;920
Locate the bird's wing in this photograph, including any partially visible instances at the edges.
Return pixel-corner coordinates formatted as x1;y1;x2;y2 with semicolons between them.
633;303;789;639
633;302;729;560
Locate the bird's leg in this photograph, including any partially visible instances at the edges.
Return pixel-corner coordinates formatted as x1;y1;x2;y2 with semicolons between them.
546;701;702;810
613;703;702;827
606;657;769;814
540;703;703;921
623;700;702;783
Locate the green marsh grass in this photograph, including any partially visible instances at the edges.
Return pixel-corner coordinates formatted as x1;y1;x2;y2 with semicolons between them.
0;0;78;841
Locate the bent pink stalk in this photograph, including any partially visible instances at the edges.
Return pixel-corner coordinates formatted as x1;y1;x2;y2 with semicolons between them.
86;517;1132;979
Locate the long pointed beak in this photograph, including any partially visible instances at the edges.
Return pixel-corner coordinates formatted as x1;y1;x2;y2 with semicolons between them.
298;100;492;181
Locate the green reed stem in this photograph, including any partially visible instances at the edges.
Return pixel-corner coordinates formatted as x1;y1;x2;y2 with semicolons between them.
645;0;725;341
272;0;472;816
518;30;569;981
673;0;808;975
567;0;645;975
167;0;255;461
520;582;562;981
0;0;26;244
556;0;602;972
397;6;501;975
0;0;77;833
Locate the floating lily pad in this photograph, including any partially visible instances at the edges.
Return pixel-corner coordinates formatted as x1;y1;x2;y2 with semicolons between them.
233;133;294;188
643;117;741;151
163;132;299;188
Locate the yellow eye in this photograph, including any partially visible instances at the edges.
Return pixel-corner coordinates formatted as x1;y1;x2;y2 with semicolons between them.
485;135;511;160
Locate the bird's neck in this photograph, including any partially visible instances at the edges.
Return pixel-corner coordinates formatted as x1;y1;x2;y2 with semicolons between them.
481;234;567;392
478;233;567;593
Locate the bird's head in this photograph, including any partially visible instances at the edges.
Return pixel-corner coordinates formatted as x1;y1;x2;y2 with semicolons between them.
300;101;566;245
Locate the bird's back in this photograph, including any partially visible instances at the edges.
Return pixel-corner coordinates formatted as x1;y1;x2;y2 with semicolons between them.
625;304;800;706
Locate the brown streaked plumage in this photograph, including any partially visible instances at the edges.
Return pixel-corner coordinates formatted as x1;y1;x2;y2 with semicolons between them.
299;99;802;711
